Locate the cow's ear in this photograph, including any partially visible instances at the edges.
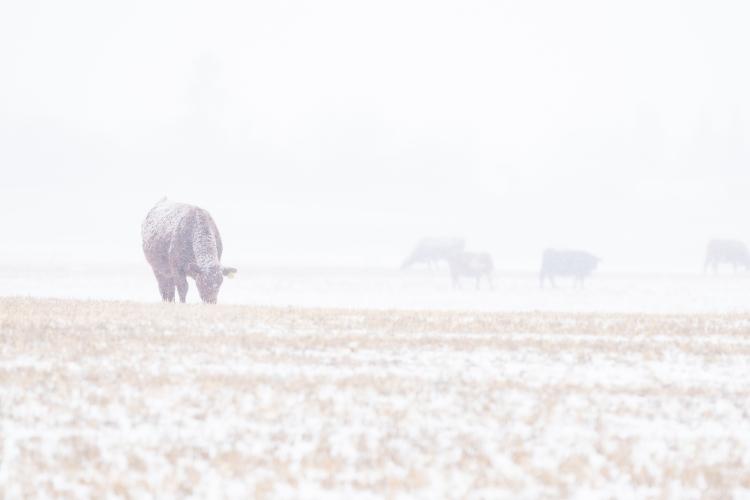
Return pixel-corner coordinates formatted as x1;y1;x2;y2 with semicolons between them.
222;267;238;278
186;262;201;275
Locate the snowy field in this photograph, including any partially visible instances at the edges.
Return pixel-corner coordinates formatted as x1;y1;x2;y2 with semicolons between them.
2;264;750;313
2;295;750;498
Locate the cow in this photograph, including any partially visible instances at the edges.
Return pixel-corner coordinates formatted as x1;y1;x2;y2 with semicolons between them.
142;198;237;303
402;237;465;269
448;251;494;290
704;239;750;273
540;249;600;288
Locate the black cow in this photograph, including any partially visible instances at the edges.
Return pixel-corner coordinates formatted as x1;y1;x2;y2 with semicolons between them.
704;239;750;273
540;249;600;288
142;198;237;303
449;252;494;290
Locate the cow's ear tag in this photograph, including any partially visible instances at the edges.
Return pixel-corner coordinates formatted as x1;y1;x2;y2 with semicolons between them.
226;270;237;279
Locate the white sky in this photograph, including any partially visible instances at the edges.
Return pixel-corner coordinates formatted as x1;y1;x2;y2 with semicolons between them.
1;0;749;270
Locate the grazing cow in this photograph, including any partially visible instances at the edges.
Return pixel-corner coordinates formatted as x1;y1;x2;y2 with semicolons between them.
448;252;494;290
704;239;750;273
142;198;237;303
540;249;600;288
402;237;465;269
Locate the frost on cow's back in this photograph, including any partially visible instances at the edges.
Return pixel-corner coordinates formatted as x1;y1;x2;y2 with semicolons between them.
141;198;227;303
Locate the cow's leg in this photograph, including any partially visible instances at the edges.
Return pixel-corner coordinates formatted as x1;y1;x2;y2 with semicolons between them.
155;273;175;302
176;273;189;303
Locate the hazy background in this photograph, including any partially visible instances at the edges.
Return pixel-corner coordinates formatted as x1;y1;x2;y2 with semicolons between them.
1;0;749;271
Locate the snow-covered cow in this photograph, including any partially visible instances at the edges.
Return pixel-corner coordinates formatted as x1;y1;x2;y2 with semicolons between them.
448;251;494;290
704;239;750;273
540;249;600;288
142;198;237;303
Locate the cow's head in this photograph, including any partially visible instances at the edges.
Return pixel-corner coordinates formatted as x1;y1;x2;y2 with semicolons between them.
186;263;238;304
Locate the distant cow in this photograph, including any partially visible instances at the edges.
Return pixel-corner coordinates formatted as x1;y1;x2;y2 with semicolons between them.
402;237;465;269
704;239;750;273
540;249;600;288
449;252;494;290
142;198;237;303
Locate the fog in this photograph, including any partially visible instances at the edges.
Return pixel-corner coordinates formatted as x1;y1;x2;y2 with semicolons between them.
1;0;749;271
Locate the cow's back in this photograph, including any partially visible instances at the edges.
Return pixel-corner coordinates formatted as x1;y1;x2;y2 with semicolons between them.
542;249;598;276
450;252;493;275
707;239;749;262
403;237;465;268
142;199;193;269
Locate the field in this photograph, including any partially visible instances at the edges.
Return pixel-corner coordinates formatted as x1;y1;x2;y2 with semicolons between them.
2;297;750;498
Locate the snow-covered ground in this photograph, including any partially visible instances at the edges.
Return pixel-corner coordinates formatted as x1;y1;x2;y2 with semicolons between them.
1;298;750;498
1;264;750;313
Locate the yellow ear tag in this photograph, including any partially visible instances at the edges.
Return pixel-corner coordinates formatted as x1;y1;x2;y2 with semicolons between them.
226;271;237;279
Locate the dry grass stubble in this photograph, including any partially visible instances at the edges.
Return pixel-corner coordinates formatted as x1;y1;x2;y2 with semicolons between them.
1;298;750;498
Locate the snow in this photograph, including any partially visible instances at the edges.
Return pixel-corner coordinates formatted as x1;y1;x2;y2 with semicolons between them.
1;298;750;497
2;265;750;313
